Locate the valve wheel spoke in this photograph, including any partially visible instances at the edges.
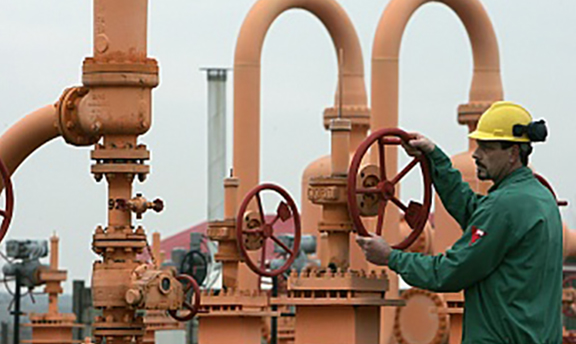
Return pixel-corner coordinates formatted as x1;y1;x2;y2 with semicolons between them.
391;157;419;185
271;235;293;256
375;200;387;236
390;196;408;212
255;192;266;225
183;301;193;312
270;214;281;227
0;210;5;218
260;240;267;269
377;138;387;182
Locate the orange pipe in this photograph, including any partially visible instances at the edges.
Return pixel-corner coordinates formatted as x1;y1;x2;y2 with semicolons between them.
0;104;60;189
371;0;503;132
233;0;367;199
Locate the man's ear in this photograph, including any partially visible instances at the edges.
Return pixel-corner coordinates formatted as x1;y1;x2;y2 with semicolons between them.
509;144;520;164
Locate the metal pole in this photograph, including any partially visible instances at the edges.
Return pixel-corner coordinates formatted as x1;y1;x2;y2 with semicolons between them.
72;280;85;340
12;270;20;344
202;68;230;222
271;276;278;344
1;321;8;344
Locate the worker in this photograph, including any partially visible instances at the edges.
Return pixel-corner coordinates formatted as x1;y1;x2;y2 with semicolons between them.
356;101;562;344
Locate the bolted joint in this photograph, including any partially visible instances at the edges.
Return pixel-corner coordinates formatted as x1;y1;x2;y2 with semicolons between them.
56;87;102;146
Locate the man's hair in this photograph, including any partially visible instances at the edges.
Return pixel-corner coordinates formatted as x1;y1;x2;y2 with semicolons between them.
499;141;533;166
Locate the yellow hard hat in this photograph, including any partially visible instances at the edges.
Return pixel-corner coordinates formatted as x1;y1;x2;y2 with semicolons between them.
469;101;532;142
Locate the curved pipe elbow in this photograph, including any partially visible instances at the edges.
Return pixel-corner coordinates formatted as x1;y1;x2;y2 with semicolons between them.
234;0;367;106
371;0;503;129
0;104;61;188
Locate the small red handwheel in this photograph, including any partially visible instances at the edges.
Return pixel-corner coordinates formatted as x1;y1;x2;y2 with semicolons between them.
534;173;568;207
0;157;14;245
563;275;576;318
347;128;432;250
236;183;301;277
168;274;201;321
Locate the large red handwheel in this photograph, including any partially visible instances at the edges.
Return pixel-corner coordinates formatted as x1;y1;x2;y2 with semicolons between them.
534;173;568;207
168;274;201;321
0;158;14;245
563;275;576;318
236;183;301;277
347;128;432;250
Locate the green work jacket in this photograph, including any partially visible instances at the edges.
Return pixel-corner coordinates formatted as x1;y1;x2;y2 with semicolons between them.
388;147;563;344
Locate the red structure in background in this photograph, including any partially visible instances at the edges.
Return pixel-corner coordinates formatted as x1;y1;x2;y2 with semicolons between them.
160;215;297;262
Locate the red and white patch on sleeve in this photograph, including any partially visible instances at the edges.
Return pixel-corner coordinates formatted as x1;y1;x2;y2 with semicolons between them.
469;226;487;246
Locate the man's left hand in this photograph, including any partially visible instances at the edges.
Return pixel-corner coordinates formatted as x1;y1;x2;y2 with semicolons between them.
355;234;392;266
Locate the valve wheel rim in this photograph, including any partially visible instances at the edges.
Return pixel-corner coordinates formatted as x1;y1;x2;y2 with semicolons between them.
0;158;14;245
347;128;432;250
236;183;301;278
180;250;208;287
168;274;201;321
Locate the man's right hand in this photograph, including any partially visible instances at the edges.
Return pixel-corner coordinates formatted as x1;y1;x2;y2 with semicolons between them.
402;133;435;156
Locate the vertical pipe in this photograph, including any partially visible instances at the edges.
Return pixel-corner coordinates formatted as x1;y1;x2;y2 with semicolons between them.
72;280;85;341
50;235;59;270
48;235;59;314
223;178;239;220
270;276;278;344
13;270;20;344
152;232;161;266
329;119;351;176
205;69;229;222
1;322;7;344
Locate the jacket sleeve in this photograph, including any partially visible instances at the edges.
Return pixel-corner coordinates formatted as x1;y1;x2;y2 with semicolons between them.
427;146;482;229
388;195;517;292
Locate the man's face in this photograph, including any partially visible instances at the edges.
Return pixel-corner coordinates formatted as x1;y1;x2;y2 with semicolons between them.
472;140;513;182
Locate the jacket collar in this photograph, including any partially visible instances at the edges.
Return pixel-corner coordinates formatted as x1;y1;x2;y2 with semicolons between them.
488;166;533;193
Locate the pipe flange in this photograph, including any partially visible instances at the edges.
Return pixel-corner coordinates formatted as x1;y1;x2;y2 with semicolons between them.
394;288;449;344
323;105;370;129
82;58;159;88
56;87;101;146
457;101;494;127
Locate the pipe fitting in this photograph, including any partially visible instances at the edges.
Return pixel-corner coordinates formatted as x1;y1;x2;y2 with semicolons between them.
56;87;101;146
323;105;370;130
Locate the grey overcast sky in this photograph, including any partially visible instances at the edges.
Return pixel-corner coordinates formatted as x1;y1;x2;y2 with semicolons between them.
0;0;575;289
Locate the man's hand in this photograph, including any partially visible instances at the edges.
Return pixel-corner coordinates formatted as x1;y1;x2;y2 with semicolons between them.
355;233;392;266
401;133;435;156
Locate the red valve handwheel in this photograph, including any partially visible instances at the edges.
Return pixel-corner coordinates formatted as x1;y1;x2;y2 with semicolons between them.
563;275;576;318
168;274;201;321
534;173;568;207
0;158;14;245
236;183;301;278
347;128;432;250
